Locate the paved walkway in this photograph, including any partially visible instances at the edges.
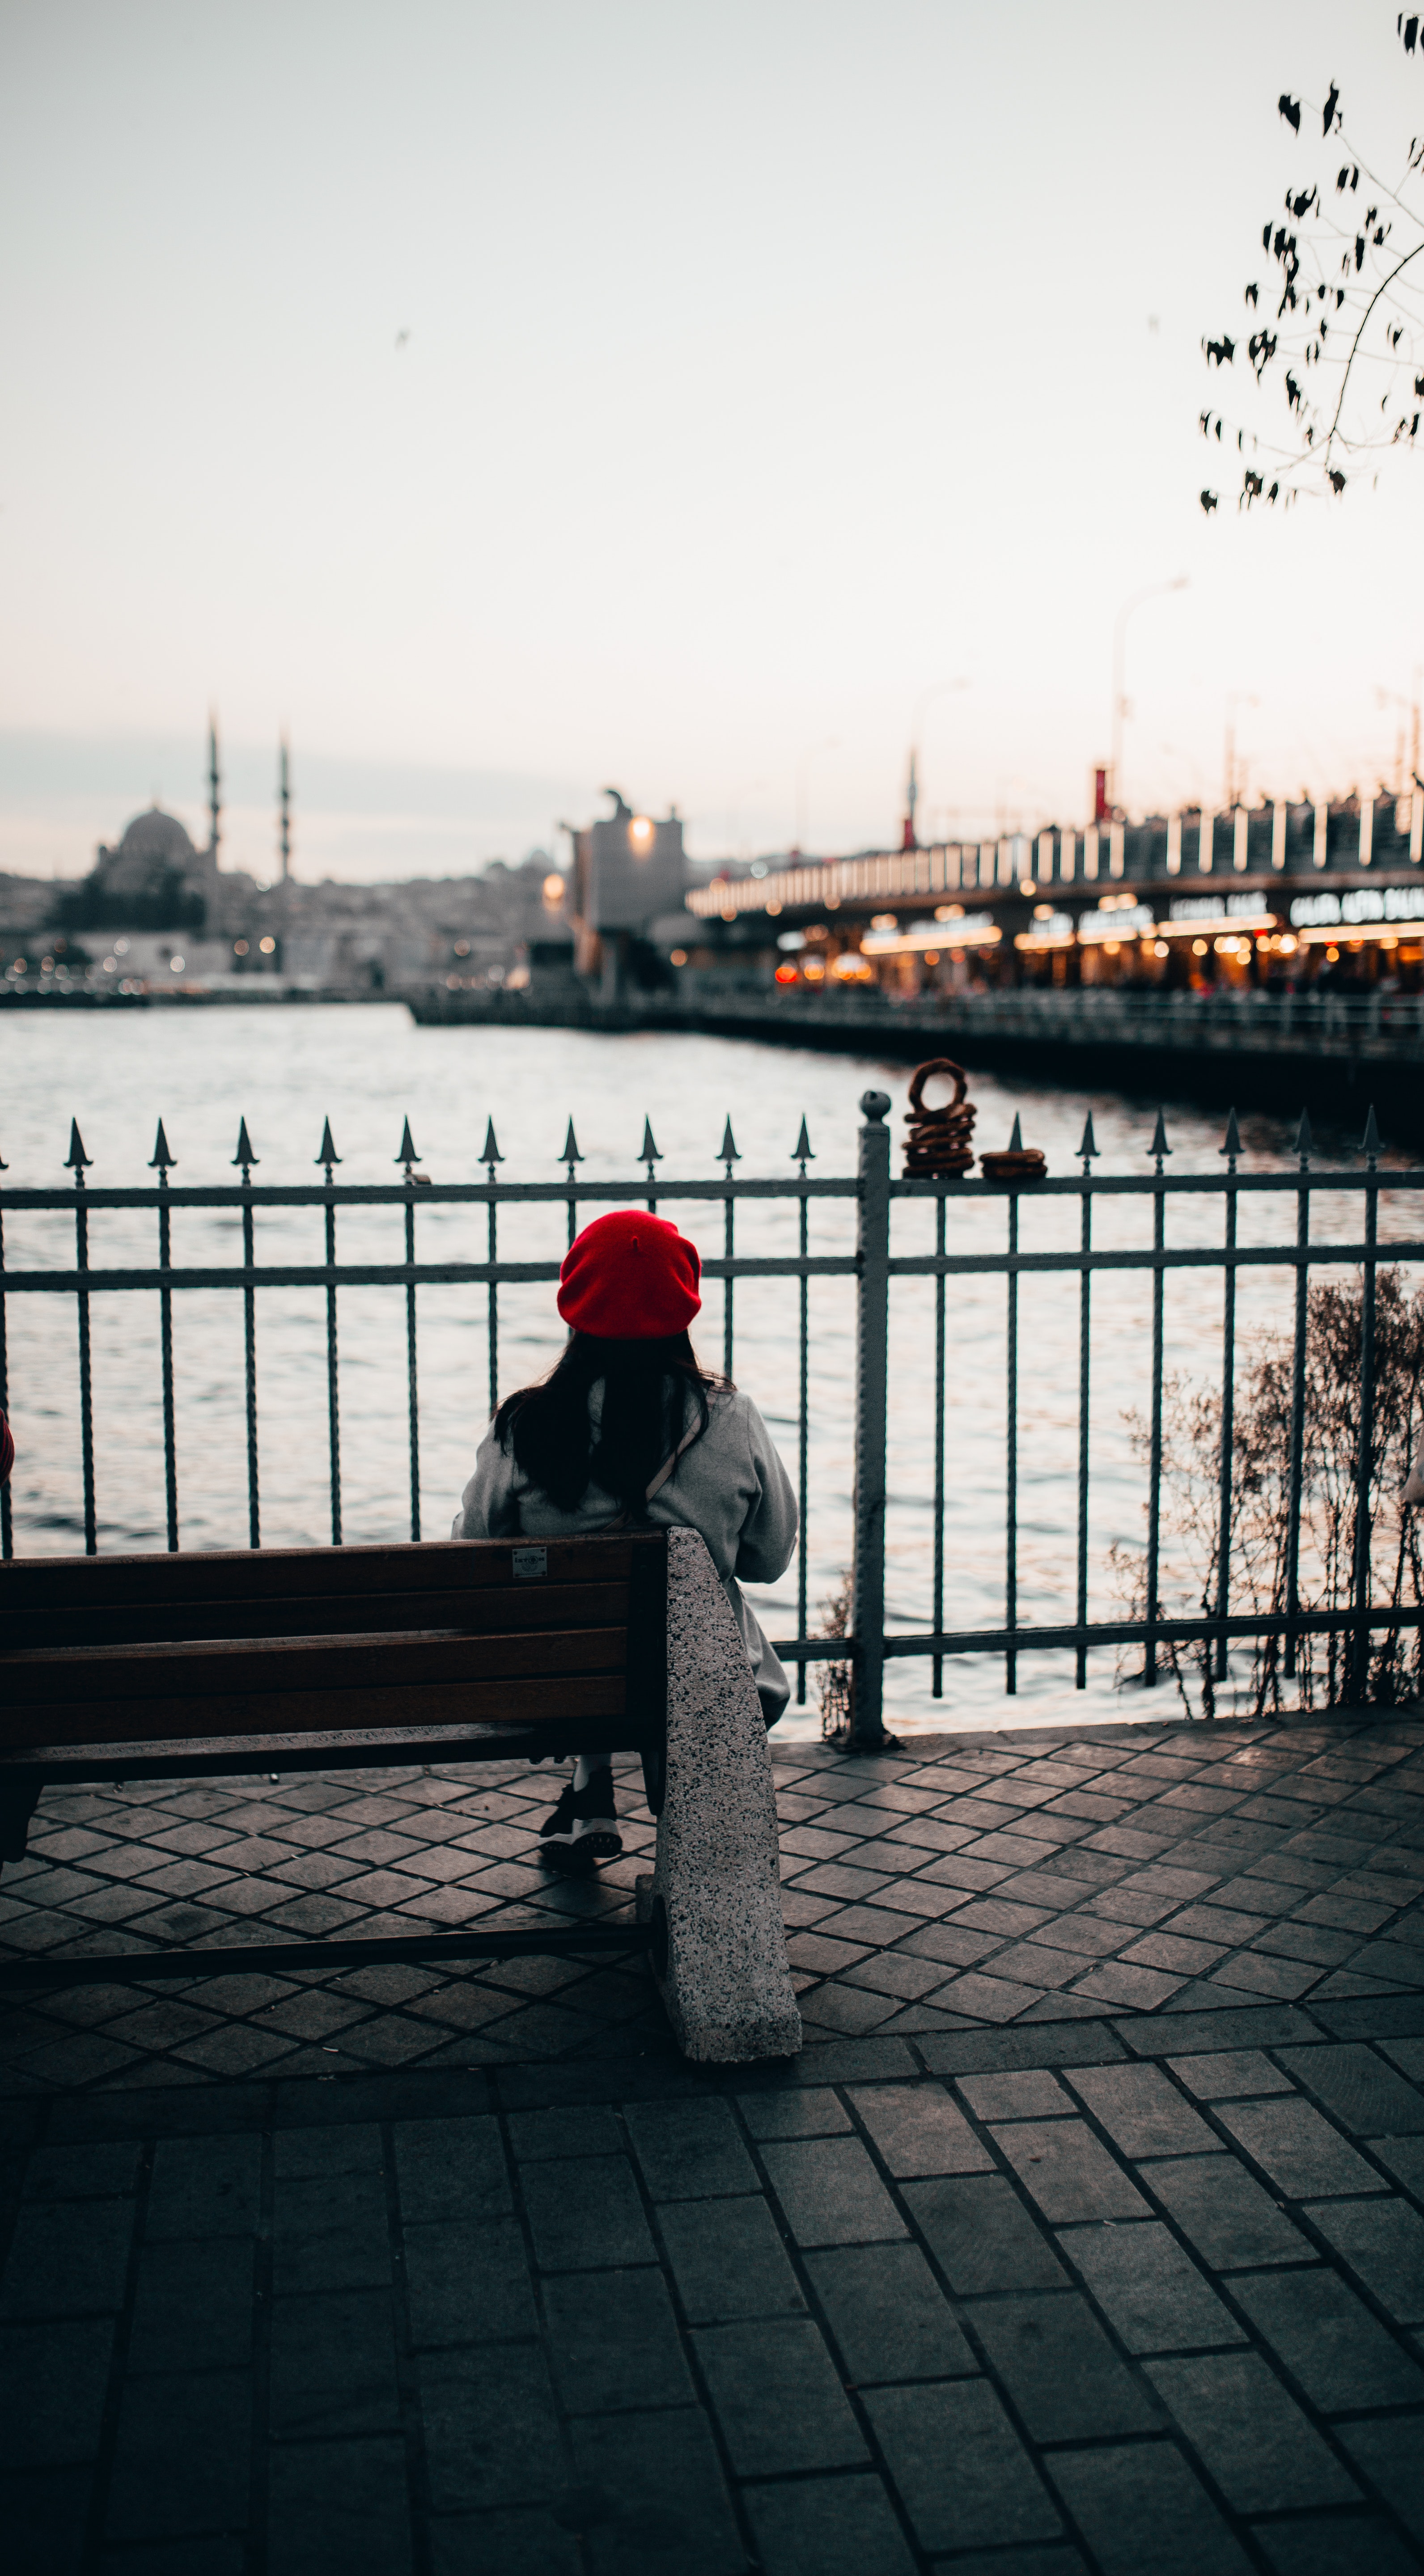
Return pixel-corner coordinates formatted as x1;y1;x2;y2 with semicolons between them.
2;1716;1424;2569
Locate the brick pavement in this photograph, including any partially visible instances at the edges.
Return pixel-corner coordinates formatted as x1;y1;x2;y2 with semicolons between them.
4;1716;1424;2569
3;1715;1424;2089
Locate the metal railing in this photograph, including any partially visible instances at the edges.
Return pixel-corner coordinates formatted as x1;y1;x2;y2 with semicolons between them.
2;1098;1421;1744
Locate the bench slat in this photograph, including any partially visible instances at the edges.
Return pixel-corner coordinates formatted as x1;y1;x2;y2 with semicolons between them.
0;1534;648;1612
2;1625;627;1709
0;1580;630;1654
0;1670;628;1750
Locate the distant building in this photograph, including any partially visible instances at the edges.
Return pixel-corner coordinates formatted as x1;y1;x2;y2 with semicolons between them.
565;790;687;992
76;803;218;928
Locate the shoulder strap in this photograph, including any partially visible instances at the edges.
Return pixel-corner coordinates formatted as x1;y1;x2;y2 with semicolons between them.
643;1415;702;1506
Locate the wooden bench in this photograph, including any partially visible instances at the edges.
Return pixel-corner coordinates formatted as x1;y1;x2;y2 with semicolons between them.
0;1531;668;1991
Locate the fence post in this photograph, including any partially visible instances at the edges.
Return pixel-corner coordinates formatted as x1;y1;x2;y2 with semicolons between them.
851;1090;892;1749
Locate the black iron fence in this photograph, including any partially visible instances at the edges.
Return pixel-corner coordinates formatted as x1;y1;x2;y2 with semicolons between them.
2;1097;1421;1744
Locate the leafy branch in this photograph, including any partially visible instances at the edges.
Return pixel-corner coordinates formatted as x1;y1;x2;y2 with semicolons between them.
1199;14;1424;511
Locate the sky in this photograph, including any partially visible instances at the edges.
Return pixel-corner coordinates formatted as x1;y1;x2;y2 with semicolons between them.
3;0;1424;883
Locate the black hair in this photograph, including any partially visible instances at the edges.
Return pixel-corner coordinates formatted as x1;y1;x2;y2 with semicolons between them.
493;1331;725;1514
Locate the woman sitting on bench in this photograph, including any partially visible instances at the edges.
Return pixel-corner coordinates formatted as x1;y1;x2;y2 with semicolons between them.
453;1209;797;1871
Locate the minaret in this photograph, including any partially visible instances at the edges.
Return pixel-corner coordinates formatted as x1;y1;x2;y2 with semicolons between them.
279;734;291;881
207;712;221;864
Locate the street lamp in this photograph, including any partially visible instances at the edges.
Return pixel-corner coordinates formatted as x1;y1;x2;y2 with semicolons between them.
1223;693;1259;810
793;738;839;859
1376;676;1422;794
1110;579;1188;817
906;679;970;849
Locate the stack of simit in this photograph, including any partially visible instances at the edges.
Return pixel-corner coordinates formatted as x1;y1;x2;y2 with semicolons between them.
903;1057;977;1176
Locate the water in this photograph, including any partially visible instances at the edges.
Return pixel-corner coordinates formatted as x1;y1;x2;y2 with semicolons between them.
2;1004;1417;1737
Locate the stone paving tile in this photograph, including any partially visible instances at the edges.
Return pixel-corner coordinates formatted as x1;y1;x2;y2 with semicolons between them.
692;2316;865;2474
972;2289;1160;2439
1303;2193;1424;2323
1065;2060;1222;2157
864;2378;1062;2553
1145;2352;1362;2512
1145;2153;1316;2269
1064;2215;1247;2354
759;2135;908;2245
742;2471;919;2576
991;2117;1152;2223
5;1720;1424;2567
1211;2096;1387;2198
1049;2442;1253;2576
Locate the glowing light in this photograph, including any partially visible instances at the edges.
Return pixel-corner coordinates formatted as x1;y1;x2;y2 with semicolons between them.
542;873;565;906
233;939;249;956
934;904;964;922
1019;878;1036;897
775;961;798;983
1191;939;1208;956
1153;940;1169;957
629;816;654;851
259;936;277;954
170;956;186;973
870;913;898;930
865;917;999;955
670;948;687;966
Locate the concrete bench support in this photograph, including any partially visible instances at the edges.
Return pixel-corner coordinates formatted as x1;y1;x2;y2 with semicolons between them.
636;1526;801;2063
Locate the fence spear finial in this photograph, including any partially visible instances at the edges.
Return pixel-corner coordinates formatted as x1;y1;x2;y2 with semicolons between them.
1149;1110;1172;1163
791;1115;814;1164
65;1119;92;1171
396;1117;420;1168
1219;1106;1242;1165
232;1119;258;1169
148;1119;176;1171
560;1118;583;1167
481;1118;503;1166
640;1117;662;1166
719;1116;741;1165
1008;1113;1023;1152
1361;1102;1380;1162
315;1118;341;1168
1294;1107;1313;1164
1077;1112;1099;1165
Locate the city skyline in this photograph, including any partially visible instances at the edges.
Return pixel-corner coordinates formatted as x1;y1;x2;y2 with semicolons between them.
3;1;1423;881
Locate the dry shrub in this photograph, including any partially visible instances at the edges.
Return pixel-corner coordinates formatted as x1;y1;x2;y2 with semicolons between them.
1110;1268;1424;1719
817;1571;855;1743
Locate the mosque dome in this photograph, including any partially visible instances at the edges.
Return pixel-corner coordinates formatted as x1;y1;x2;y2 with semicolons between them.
93;804;209;899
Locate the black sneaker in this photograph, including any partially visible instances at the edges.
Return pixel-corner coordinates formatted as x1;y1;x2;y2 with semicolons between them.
538;1774;623;1873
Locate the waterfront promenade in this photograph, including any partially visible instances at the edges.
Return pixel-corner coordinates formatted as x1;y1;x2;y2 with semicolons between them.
4;1710;1424;2571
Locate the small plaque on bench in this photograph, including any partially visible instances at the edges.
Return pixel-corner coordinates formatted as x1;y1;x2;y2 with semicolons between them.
511;1546;548;1580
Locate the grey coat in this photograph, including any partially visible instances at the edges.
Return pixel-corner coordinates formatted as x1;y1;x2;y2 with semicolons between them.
452;1382;799;1716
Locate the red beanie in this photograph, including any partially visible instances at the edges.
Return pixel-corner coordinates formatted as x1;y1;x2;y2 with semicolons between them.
557;1210;702;1339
